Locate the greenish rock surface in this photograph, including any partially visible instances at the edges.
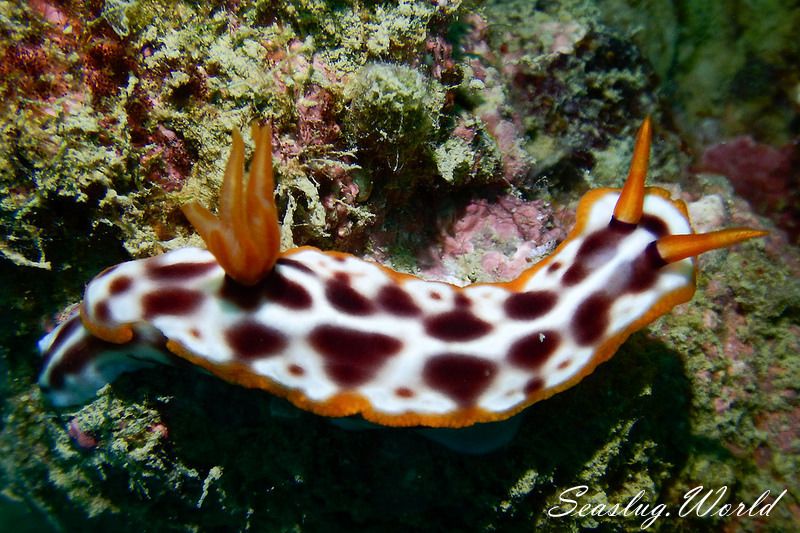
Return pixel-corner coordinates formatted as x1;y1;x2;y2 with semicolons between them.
598;0;800;148
1;1;798;532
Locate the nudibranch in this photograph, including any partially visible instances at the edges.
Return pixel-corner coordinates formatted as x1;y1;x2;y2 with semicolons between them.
38;118;766;427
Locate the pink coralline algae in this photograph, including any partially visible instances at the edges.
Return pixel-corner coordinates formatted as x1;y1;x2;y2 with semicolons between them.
422;195;569;283
0;1;77;104
480;115;529;184
277;81;359;243
700;136;799;242
148;423;169;440
458;14;531;184
67;418;98;449
297;85;341;147
141;126;196;192
21;0;134;101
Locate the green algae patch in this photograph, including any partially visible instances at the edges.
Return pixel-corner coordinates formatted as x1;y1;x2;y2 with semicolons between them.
344;63;444;157
343;63;445;192
643;199;800;531
434;117;502;187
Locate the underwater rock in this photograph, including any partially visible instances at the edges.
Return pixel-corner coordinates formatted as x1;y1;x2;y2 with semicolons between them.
421;194;569;284
598;0;800;148
700;136;800;243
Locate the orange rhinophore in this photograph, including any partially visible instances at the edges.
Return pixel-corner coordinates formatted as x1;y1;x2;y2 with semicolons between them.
181;124;280;285
655;228;769;264
613;115;651;225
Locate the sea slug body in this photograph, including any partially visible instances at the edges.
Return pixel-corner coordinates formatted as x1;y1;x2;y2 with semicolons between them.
38;119;766;427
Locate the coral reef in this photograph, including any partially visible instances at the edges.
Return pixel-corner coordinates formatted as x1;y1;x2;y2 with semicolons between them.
1;0;496;265
0;0;798;532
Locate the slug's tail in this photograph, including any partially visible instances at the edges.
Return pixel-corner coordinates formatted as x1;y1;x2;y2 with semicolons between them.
38;311;173;407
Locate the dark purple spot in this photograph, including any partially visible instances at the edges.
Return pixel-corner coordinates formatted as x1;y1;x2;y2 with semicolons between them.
276;257;314;275
325;279;374;315
309;325;402;387
625;242;666;293
576;227;629;260
220;269;312;311
562;263;587;286
640;214;669;237
147;261;217;281
263;270;313;310
42;315;83;367
395;387;414;398
109;276;133;295
93;301;111;322
572;292;611;345
423;354;498;406
377;285;421;316
429;291;442;300
454;293;472;308
220;276;261;310
504;291;557;320
547;262;562;273
564;224;636;287
507;330;560;369
425;310;492;342
563;219;664;290
524;377;545;395
608;217;638;233
557;359;571;370
288;364;305;376
142;288;203;318
226;321;287;360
